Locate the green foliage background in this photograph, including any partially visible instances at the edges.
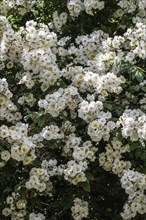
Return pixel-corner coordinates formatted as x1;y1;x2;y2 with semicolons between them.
0;0;146;219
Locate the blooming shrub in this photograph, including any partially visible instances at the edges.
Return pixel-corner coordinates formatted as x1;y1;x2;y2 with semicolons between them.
0;0;146;219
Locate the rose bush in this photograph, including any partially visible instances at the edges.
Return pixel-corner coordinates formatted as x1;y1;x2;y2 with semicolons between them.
0;0;146;219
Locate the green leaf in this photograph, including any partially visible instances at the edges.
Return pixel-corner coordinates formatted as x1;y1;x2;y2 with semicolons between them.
49;142;59;149
3;187;13;193
80;180;91;192
103;102;113;111
130;143;138;151
115;108;123;116
141;86;146;92
86;172;94;181
62;197;73;210
38;115;46;127
108;18;116;23
135;71;144;82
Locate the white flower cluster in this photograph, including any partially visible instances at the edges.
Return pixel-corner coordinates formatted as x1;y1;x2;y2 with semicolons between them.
99;139;131;176
118;109;146;142
0;150;11;167
65;30;108;67
22;21;57;70
67;0;104;17
2;193;27;219
61;65;83;80
84;0;104;15
62;134;97;185
97;36;125;71
78;100;103;123
64;86;81;110
59;30;120;73
139;95;146;110
72;71;98;93
18;72;35;89
17;93;36;107
61;66;125;96
87;111;115;142
25;167;53;193
61;120;76;134
29;212;46;220
38;86;81;117
59;23;145;73
71;198;89;220
38;89;66;117
0;0;42;16
62;134;98;185
0;25;23;70
57;36;71;47
39;65;60;92
64;160;87;185
111;36;125;49
73;140;97;162
117;0;146;24
0;0;146;219
26;159;65;192
41;159;64;177
53;11;68;32
0;16;10;38
101;30;143;69
67;0;84;17
94;72;125;96
120;169;146;219
95;52;117;73
0;19;59;91
40;125;64;141
117;0;137;14
62;133;98;159
0;78;22;122
71;70;125;97
62;133;82;157
124;23;146;60
0;123;37;165
62;133;97;162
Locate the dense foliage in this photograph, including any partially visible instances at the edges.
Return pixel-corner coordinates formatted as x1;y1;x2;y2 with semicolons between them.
0;0;146;219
